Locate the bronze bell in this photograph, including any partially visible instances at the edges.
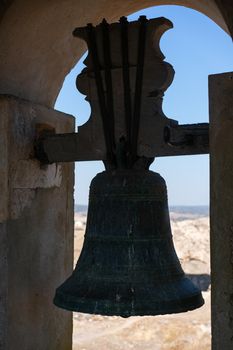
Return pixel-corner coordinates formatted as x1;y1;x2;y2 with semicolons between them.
54;169;204;317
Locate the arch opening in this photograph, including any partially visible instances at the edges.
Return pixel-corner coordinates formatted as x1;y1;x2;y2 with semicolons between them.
55;4;233;208
54;5;233;349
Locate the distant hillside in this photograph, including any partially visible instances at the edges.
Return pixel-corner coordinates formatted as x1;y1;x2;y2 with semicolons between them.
75;204;88;213
170;205;209;217
75;204;209;216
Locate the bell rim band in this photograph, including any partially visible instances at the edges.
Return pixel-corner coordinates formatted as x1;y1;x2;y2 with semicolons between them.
54;287;204;317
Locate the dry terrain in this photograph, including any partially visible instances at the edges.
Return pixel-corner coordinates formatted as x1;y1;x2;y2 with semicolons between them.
73;212;210;350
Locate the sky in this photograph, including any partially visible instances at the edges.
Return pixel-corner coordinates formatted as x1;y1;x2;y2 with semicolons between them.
55;5;233;206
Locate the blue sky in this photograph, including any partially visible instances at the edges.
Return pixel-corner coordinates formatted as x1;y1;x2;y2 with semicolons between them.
55;5;233;206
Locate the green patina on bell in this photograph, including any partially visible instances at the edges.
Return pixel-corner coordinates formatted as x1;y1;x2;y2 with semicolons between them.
54;169;204;317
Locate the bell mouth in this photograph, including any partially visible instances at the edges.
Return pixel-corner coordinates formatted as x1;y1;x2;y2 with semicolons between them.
54;275;204;317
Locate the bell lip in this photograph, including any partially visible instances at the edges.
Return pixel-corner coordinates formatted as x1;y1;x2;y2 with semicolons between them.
53;291;204;317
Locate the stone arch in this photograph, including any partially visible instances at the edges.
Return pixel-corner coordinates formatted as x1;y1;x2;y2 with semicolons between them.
0;2;233;350
0;0;231;108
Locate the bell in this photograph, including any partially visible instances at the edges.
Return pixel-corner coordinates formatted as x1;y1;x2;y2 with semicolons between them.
54;169;204;317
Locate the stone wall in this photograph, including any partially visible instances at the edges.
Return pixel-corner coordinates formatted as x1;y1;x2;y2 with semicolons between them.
0;95;74;350
210;72;233;350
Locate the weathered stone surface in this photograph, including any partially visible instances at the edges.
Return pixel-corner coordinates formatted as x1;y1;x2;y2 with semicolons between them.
0;95;75;350
0;99;9;223
12;161;62;189
209;71;233;350
0;95;73;221
215;0;233;38
0;223;8;350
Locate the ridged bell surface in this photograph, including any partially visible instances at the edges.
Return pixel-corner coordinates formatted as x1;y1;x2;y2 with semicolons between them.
54;170;204;317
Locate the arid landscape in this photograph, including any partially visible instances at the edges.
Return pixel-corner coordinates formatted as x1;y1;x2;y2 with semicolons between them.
73;209;210;350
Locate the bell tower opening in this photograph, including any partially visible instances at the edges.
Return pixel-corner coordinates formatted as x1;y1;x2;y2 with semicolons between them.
54;5;233;349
